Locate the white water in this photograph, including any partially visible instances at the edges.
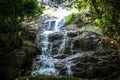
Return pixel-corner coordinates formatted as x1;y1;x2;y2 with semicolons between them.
58;31;68;54
32;8;73;77
32;30;59;76
54;16;66;31
66;64;73;76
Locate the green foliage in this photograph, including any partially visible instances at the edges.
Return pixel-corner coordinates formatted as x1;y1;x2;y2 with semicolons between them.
16;75;87;80
65;13;75;25
0;0;44;32
95;14;113;35
100;14;112;34
74;0;87;11
100;13;119;38
101;14;112;24
95;18;101;25
94;0;120;40
74;0;120;41
0;0;44;49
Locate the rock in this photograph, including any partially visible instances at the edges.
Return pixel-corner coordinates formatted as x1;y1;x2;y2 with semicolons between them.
35;14;56;29
67;31;79;38
34;22;120;80
49;32;64;41
71;51;120;79
72;31;101;51
44;27;119;78
41;30;101;56
0;24;40;80
51;50;120;79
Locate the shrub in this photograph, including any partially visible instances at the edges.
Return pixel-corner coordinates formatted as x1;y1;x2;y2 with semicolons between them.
65;13;75;25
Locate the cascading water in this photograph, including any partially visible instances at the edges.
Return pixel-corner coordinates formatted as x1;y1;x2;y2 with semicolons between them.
32;5;72;76
32;30;59;76
54;16;66;31
58;31;68;54
66;64;73;76
32;14;73;76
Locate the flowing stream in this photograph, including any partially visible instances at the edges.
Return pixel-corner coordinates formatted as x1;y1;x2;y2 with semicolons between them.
32;14;73;76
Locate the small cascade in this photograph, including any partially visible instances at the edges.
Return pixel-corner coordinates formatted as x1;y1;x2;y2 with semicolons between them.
58;32;68;54
32;30;59;76
66;64;73;76
43;19;55;30
42;16;66;31
70;42;74;54
54;16;66;31
32;56;59;76
40;31;52;55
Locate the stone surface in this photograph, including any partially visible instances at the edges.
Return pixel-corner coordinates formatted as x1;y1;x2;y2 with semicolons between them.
44;30;101;55
53;51;120;80
0;24;39;80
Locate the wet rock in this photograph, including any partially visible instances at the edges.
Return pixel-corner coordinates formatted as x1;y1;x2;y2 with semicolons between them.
49;30;101;56
51;50;120;80
54;54;67;59
67;31;79;38
49;32;64;41
39;29;102;56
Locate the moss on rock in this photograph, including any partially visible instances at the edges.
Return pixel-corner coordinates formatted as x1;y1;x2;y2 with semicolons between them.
16;75;87;80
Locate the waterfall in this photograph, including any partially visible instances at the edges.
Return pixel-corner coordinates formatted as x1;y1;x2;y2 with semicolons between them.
40;31;52;55
32;11;73;76
32;30;59;76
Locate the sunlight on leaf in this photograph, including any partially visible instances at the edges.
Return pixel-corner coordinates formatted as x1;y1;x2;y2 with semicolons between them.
95;18;101;25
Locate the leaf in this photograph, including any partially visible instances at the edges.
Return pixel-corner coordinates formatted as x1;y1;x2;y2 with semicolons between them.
95;18;101;25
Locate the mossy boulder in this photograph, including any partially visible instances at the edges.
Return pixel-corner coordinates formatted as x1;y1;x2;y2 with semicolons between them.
16;75;87;80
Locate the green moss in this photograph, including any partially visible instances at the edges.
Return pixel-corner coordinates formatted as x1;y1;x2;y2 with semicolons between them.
65;13;75;25
16;75;87;80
